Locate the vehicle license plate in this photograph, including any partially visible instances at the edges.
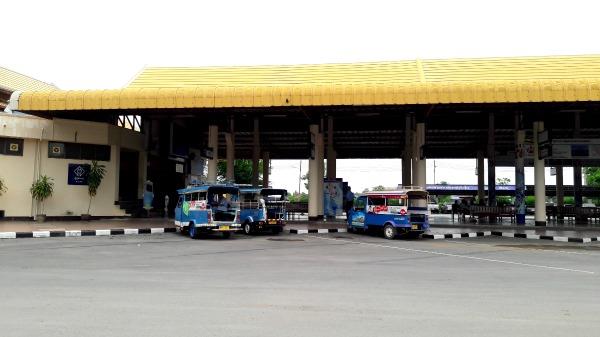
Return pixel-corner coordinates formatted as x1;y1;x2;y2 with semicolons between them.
219;226;230;230
411;224;419;230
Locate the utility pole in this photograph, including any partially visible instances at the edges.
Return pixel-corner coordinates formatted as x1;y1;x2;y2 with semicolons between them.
433;160;437;185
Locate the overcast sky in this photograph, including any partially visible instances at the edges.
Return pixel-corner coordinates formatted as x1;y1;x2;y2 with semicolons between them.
3;0;596;193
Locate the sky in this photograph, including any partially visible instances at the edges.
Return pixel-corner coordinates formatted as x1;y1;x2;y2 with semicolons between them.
3;0;597;193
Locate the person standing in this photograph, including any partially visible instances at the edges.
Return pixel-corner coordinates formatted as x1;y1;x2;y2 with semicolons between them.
344;186;355;219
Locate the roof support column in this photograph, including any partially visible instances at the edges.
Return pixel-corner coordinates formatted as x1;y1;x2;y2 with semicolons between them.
327;116;336;180
573;111;583;209
252;118;260;187
413;117;426;188
477;151;485;203
262;151;270;188
514;113;526;225
309;124;324;221
555;166;564;222
533;120;546;226
207;124;219;182
487;112;496;210
225;118;235;182
402;113;413;186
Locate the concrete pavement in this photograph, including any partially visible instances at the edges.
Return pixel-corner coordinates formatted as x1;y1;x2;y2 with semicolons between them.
0;232;598;337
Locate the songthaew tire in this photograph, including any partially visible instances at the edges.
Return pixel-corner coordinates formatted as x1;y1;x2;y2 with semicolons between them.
383;224;397;240
189;223;198;239
243;222;253;235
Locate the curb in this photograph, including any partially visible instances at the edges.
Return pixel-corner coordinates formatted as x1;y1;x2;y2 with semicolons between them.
490;231;599;243
422;231;492;239
0;227;176;239
289;228;348;234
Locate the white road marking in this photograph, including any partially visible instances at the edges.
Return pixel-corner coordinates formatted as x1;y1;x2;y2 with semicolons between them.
308;235;595;275
124;228;139;235
445;239;600;257
150;228;165;234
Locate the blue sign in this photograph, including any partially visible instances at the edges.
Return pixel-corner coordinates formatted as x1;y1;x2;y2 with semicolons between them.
68;164;90;185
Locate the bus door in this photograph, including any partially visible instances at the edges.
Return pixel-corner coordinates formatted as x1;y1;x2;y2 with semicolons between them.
349;196;367;227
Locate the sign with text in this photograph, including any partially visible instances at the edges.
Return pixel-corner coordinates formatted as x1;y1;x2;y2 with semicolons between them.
68;164;90;185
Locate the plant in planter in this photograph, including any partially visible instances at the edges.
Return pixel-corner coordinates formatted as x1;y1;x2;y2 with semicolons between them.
0;176;6;218
0;176;6;196
30;175;54;222
83;161;106;220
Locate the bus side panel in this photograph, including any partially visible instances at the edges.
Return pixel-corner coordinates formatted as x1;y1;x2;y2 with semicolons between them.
189;210;209;225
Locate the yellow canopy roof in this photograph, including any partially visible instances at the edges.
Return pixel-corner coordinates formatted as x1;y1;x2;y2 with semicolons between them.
15;55;600;111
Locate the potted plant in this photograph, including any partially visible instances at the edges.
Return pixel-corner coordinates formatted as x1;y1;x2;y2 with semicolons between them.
30;175;54;222
0;176;6;218
83;161;106;220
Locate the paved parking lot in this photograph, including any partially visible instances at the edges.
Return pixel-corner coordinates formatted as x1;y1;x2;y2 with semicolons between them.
1;232;599;337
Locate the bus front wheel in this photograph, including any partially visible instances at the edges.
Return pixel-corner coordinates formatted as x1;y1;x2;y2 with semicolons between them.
383;224;397;240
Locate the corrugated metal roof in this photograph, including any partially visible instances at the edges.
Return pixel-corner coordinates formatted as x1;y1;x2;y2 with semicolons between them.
0;67;57;92
15;55;600;111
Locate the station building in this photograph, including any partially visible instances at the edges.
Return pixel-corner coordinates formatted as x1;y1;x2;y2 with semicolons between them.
2;55;600;225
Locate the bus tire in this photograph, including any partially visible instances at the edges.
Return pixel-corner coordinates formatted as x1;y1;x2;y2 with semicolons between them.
243;222;253;235
189;223;198;239
383;224;397;240
222;231;232;239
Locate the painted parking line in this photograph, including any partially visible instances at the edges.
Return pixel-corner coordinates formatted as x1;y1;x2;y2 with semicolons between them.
444;239;600;257
308;235;595;275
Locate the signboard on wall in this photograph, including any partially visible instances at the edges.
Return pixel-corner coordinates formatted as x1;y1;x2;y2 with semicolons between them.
68;164;90;185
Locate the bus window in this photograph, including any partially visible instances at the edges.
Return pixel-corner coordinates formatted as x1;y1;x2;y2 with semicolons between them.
368;198;385;206
387;198;406;206
177;196;183;208
184;193;192;202
354;197;366;211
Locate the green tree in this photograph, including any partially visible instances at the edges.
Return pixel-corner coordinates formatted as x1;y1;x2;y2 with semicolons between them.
437;181;451;205
87;161;106;215
288;192;309;203
496;178;513;206
372;185;386;191
217;160;263;184
584;168;600;204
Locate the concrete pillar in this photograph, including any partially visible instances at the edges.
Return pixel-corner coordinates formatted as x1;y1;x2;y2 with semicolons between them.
556;166;564;207
402;114;412;186
487;112;496;207
477;151;485;203
225;118;235;182
252;118;260;187
316;122;325;217
308;124;324;220
533;121;546;226
556;165;564;222
413;122;426;188
207;125;218;182
262;151;270;188
515;129;526;225
326;116;336;180
573;111;583;207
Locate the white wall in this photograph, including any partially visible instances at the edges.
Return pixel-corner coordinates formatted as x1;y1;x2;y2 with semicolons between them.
0;114;145;217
